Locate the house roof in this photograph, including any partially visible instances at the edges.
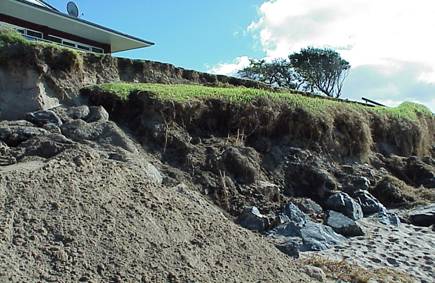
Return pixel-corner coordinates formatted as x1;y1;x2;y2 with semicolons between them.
23;0;59;11
1;0;154;52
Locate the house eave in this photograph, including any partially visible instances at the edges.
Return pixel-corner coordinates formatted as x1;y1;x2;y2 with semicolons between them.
2;0;154;52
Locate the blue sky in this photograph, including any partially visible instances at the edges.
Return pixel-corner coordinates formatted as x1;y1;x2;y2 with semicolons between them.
46;0;435;111
47;0;264;70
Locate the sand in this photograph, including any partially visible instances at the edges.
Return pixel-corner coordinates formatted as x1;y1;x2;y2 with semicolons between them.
302;217;435;283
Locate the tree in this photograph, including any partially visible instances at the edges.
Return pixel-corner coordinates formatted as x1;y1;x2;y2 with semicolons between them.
288;47;350;98
238;59;302;89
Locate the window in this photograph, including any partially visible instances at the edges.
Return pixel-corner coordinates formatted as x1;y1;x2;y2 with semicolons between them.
62;41;75;48
26;30;43;39
45;35;62;43
91;47;104;54
77;45;91;51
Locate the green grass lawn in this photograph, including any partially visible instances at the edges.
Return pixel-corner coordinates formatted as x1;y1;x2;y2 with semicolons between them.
87;82;433;121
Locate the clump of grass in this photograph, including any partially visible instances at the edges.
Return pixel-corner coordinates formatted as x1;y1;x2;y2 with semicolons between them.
374;101;433;121
0;28;81;57
302;256;414;283
0;27;29;47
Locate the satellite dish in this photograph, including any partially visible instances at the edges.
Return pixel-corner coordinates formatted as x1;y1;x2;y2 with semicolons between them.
67;1;79;18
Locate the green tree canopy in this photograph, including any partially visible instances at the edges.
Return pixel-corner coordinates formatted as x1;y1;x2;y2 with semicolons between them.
289;47;351;98
238;47;351;98
237;59;302;89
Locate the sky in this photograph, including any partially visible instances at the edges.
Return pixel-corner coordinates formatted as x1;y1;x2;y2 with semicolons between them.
45;0;435;111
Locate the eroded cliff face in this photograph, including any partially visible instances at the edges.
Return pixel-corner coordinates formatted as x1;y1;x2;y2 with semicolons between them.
0;42;434;282
0;44;267;120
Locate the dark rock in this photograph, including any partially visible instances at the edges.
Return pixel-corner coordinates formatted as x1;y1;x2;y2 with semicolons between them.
374;211;401;226
349;176;371;191
238;207;268;232
353;190;386;216
269;206;345;252
86;106;109;123
280;203;310;225
326;210;365;237
25;110;62;127
286;163;338;201
298;222;346;251
61;120;137;153
17;134;73;159
274;237;302;258
0;121;50;146
257;181;281;202
270;221;346;252
325;192;363;220
42;123;62;134
53;106;90;122
60;119;98;140
409;205;435;227
295;199;323;215
222;147;258;185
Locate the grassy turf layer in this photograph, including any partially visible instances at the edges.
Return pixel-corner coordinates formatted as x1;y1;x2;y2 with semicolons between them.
0;28;80;55
88;82;433;121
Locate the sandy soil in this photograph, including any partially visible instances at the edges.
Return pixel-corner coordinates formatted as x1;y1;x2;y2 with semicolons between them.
0;144;317;283
302;217;435;283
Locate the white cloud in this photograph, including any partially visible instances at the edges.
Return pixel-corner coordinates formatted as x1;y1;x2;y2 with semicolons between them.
249;0;435;74
208;56;251;76
207;0;435;111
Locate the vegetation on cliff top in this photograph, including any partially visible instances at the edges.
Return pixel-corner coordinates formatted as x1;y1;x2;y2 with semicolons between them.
87;82;433;121
0;28;81;58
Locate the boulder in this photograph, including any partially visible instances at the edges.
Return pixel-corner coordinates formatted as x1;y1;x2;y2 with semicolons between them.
409;205;435;227
375;211;401;226
238;207;268;232
269;207;345;252
270;221;345;251
256;181;281;202
25;110;62;127
353;190;386;216
295;198;323;215
325;192;363;220
350;176;371;191
61;120;137;153
326;210;365;237
280;203;310;225
17;134;73;159
0;121;50;146
298;222;346;251
52;106;90;122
